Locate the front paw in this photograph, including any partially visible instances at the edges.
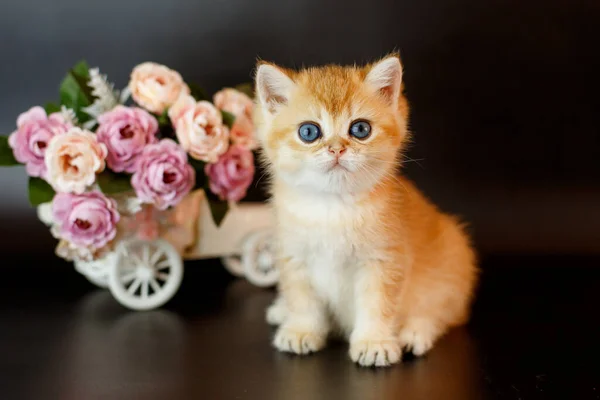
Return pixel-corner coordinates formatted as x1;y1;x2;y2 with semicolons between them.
266;297;287;326
273;327;326;355
349;339;402;367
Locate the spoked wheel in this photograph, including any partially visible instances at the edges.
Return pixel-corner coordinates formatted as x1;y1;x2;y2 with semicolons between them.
221;255;245;277
108;238;183;311
241;229;278;287
74;254;114;289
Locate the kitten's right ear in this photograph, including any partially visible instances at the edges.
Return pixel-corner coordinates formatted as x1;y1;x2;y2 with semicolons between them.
365;55;403;108
255;63;295;115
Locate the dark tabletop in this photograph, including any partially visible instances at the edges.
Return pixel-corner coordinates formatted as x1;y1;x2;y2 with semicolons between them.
1;254;599;400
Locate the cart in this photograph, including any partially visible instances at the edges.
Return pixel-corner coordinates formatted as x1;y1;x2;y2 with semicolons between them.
37;190;278;311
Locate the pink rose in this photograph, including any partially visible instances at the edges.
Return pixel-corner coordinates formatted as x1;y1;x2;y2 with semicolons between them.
131;139;195;210
96;106;159;173
168;95;229;162
8;106;72;178
205;144;255;202
52;191;120;250
213;88;257;150
45;127;108;194
129;62;190;114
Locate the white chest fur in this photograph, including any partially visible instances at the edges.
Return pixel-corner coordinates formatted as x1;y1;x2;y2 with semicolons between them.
277;192;377;335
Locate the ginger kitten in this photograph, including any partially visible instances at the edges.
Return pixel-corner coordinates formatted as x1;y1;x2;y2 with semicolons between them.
253;54;478;367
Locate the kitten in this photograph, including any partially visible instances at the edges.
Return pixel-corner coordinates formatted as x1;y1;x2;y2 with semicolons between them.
253;54;478;367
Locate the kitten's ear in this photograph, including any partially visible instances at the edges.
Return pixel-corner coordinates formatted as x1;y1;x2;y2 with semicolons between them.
365;55;403;107
255;63;295;115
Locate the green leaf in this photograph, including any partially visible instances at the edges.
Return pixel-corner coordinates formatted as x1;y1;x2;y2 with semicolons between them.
189;82;208;101
97;170;133;194
234;82;255;98
44;102;61;115
60;75;91;121
28;177;55;206
59;60;93;123
188;158;207;189
72;60;91;80
221;110;236;129
69;72;94;103
156;110;175;140
157;110;170;126
203;185;230;227
0;136;19;166
206;194;229;227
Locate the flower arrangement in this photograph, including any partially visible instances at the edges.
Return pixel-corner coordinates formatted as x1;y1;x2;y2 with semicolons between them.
0;60;257;261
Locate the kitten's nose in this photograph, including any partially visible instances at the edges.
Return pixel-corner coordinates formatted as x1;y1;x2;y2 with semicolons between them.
328;146;347;157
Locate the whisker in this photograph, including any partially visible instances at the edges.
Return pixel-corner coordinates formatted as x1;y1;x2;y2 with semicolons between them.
402;156;425;168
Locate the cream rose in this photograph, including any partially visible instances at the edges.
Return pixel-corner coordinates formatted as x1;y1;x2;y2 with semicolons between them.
213;88;254;120
129;62;190;114
229;115;258;150
168;94;229;163
45;127;108;194
213;88;257;150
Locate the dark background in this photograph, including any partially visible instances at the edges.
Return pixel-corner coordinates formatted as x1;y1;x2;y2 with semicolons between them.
1;0;598;256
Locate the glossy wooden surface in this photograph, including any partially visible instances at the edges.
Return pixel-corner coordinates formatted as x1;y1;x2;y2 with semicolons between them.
1;255;598;399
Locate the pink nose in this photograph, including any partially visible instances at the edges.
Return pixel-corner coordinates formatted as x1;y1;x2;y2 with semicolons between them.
328;146;347;157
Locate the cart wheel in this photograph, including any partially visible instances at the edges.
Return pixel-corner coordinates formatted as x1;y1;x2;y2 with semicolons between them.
241;229;278;287
74;254;113;289
221;255;245;277
108;238;184;311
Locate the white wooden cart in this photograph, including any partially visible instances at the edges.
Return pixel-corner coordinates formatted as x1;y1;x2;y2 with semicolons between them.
37;190;278;311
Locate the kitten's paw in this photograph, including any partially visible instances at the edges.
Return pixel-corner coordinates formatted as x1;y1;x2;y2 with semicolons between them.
349;340;402;367
273;327;326;355
399;319;438;356
266;297;287;326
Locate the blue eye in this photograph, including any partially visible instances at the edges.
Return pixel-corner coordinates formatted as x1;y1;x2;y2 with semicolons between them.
349;120;371;139
298;122;322;143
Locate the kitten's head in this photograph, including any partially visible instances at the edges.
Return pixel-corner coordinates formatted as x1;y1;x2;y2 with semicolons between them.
254;55;409;195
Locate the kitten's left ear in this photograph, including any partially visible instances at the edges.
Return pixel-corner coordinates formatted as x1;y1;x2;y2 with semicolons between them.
365;55;403;107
